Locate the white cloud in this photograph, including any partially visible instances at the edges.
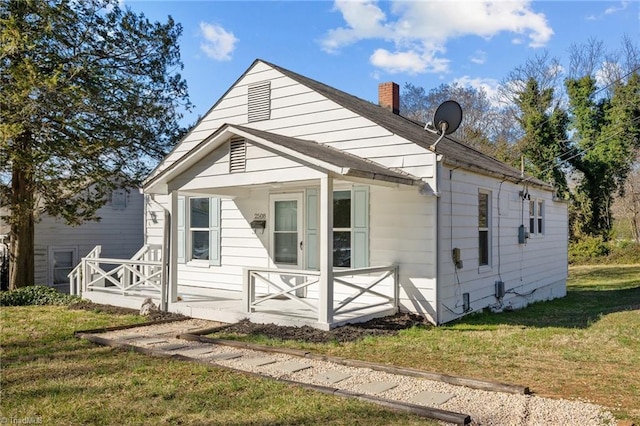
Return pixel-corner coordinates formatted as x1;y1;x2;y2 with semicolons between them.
199;22;238;61
453;75;501;104
321;0;553;74
470;50;487;65
370;48;449;74
605;1;629;15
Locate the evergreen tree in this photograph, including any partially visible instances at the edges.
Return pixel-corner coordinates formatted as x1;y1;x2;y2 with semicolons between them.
0;0;191;289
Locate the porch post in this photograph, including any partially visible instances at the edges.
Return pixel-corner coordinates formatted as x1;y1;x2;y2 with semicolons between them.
319;175;334;325
169;191;179;303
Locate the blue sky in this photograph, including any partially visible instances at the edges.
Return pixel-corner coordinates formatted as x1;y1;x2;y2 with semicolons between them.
123;1;639;125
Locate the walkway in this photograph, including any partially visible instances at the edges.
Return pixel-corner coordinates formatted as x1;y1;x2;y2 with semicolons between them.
76;319;615;426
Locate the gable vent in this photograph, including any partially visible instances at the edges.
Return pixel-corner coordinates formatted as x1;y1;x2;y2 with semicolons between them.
229;138;246;173
248;81;271;122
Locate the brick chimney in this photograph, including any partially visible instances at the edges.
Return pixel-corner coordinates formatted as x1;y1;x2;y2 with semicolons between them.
378;82;399;114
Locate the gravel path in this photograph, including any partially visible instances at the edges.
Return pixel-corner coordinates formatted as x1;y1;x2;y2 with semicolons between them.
93;319;616;426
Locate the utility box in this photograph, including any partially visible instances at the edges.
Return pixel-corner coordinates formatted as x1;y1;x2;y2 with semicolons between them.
495;281;505;298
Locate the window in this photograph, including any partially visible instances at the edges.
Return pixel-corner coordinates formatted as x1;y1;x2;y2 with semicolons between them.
273;199;299;265
48;247;77;287
333;191;351;267
177;196;220;265
111;189;127;209
190;198;210;260
478;191;490;267
529;199;544;235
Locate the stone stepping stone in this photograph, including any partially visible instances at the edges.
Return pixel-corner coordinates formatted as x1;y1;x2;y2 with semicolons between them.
312;371;351;384
353;381;397;395
208;352;242;361
157;343;189;351
277;361;311;373
240;357;276;367
134;337;169;345
410;390;454;406
179;346;217;356
118;334;143;340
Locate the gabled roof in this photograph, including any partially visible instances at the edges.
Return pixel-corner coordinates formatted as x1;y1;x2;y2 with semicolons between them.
144;124;424;193
261;59;551;188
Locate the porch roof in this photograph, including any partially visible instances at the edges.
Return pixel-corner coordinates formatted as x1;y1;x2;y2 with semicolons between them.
145;124;424;194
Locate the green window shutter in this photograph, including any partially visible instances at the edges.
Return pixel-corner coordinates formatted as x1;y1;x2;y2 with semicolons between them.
306;189;319;270
177;196;185;264
352;186;369;268
209;197;221;266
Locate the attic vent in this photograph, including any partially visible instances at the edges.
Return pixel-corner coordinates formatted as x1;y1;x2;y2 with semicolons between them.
248;81;271;122
229;138;246;173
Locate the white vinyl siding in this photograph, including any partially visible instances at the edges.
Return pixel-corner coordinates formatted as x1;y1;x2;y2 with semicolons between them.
34;188;143;286
148;61;436;183
438;167;568;324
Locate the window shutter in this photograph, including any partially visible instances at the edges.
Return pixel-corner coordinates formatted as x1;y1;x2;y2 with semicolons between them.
248;81;271;122
306;189;319;270
209;197;221;266
177;196;185;264
352;186;369;268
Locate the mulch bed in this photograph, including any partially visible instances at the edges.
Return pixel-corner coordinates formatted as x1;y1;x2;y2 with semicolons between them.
214;313;431;343
69;300;431;343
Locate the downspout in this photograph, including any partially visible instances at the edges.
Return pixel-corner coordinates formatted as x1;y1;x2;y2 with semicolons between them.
434;155;441;325
149;194;170;312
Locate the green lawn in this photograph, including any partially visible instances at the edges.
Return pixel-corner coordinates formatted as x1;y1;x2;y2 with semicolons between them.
207;264;640;423
0;306;433;425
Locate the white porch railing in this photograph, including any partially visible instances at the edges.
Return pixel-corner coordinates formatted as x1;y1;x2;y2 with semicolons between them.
68;245;163;300
243;265;398;323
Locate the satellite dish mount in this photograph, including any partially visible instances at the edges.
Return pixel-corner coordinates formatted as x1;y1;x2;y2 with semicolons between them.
424;100;463;150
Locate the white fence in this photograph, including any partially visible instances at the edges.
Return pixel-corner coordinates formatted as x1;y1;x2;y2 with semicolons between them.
243;265;399;322
69;245;163;300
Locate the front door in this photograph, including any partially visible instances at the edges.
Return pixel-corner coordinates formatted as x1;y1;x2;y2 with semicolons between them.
270;193;303;269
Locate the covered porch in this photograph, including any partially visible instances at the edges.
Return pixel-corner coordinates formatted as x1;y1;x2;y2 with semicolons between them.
74;124;431;329
71;247;399;330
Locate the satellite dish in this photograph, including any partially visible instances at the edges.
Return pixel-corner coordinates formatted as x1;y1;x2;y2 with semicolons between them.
424;100;463;150
433;100;462;135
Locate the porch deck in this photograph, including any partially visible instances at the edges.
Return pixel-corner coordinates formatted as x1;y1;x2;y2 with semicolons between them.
72;246;399;330
82;287;398;330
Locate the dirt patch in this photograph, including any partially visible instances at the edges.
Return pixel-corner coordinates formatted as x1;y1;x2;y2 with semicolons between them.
213;312;432;343
68;300;186;322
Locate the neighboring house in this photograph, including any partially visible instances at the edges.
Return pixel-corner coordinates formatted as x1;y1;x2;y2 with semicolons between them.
79;59;568;329
0;188;144;291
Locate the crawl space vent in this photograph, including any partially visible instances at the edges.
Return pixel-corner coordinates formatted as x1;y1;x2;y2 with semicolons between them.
248;81;271;122
229;139;246;173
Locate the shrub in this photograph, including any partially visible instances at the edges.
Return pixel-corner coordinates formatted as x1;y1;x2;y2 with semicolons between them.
569;236;610;264
0;285;80;307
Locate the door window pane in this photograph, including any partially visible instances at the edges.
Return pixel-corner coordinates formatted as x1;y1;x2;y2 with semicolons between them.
274;233;297;264
275;201;297;231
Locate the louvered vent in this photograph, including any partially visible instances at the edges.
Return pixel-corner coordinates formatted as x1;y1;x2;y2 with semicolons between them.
229;139;246;173
248;81;271;122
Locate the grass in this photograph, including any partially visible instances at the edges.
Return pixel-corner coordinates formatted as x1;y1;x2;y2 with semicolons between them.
0;306;434;425
208;264;640;423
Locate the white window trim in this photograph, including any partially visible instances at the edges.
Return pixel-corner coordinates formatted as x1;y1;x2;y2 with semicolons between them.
529;198;545;238
478;189;492;273
183;196;221;267
48;246;78;286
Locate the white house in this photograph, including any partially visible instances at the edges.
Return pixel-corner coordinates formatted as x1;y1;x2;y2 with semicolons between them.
77;59;568;329
1;187;144;292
